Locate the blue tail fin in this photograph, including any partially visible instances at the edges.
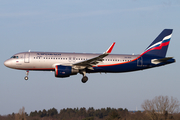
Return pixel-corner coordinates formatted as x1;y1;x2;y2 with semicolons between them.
141;29;173;58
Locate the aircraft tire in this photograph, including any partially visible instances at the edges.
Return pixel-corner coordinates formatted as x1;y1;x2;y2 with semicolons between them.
24;76;28;80
81;76;88;83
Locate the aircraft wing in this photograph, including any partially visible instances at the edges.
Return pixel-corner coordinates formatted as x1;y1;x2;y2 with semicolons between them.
73;42;115;70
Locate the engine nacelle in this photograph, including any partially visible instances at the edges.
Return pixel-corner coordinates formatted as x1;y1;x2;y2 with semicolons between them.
55;65;78;78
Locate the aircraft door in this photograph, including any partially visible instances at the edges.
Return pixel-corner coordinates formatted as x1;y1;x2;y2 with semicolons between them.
137;57;143;66
24;53;30;63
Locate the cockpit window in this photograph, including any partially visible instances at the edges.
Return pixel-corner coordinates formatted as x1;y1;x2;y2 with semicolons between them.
11;56;19;59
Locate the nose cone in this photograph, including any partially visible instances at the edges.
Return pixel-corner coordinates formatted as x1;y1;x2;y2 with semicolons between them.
4;60;12;68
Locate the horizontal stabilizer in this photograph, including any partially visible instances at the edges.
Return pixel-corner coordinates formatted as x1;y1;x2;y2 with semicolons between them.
151;57;173;64
154;57;173;62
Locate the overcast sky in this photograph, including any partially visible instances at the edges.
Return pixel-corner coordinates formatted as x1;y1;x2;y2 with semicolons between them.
1;0;180;115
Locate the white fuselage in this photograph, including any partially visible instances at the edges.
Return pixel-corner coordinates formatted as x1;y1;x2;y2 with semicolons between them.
4;52;138;71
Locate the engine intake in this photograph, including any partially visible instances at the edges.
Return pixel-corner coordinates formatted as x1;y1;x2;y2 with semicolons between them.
55;65;78;78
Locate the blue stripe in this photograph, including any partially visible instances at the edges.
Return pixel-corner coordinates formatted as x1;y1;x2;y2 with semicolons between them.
162;38;170;43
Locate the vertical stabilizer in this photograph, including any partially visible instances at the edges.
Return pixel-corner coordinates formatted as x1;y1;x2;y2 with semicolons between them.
141;29;173;57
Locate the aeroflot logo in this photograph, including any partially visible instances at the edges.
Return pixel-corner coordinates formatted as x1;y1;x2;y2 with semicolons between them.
37;53;61;55
146;34;172;51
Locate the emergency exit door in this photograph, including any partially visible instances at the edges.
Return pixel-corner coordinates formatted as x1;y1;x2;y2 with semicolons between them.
24;53;30;63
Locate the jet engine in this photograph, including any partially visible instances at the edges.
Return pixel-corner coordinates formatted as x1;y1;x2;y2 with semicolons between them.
55;65;79;78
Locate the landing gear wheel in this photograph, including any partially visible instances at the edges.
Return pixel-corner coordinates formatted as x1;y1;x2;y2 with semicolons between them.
81;76;88;83
24;70;29;80
24;76;28;80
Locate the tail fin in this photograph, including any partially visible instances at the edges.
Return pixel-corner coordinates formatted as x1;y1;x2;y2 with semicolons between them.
141;29;173;58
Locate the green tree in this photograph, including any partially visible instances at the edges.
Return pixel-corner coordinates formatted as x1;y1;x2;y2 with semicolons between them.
48;107;58;117
87;107;95;117
30;110;38;117
107;110;120;120
79;107;87;118
42;109;47;117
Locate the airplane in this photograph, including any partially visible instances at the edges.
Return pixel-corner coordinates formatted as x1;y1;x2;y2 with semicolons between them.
4;29;175;83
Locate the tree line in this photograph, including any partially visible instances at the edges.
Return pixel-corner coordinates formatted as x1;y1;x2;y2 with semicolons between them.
1;107;180;120
29;107;130;119
0;95;180;120
0;107;146;120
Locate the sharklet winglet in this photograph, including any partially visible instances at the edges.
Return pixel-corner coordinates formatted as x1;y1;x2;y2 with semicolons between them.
104;42;115;54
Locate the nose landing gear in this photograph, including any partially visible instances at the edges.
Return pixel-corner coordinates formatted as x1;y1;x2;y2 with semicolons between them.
24;70;29;80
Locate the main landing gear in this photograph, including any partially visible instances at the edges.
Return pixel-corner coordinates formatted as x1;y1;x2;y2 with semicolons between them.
24;70;29;80
80;71;88;83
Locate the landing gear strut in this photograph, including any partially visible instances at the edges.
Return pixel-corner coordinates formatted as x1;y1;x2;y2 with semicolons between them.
24;70;29;80
80;71;88;83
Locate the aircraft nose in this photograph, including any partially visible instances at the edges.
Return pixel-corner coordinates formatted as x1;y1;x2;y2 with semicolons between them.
4;60;11;67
